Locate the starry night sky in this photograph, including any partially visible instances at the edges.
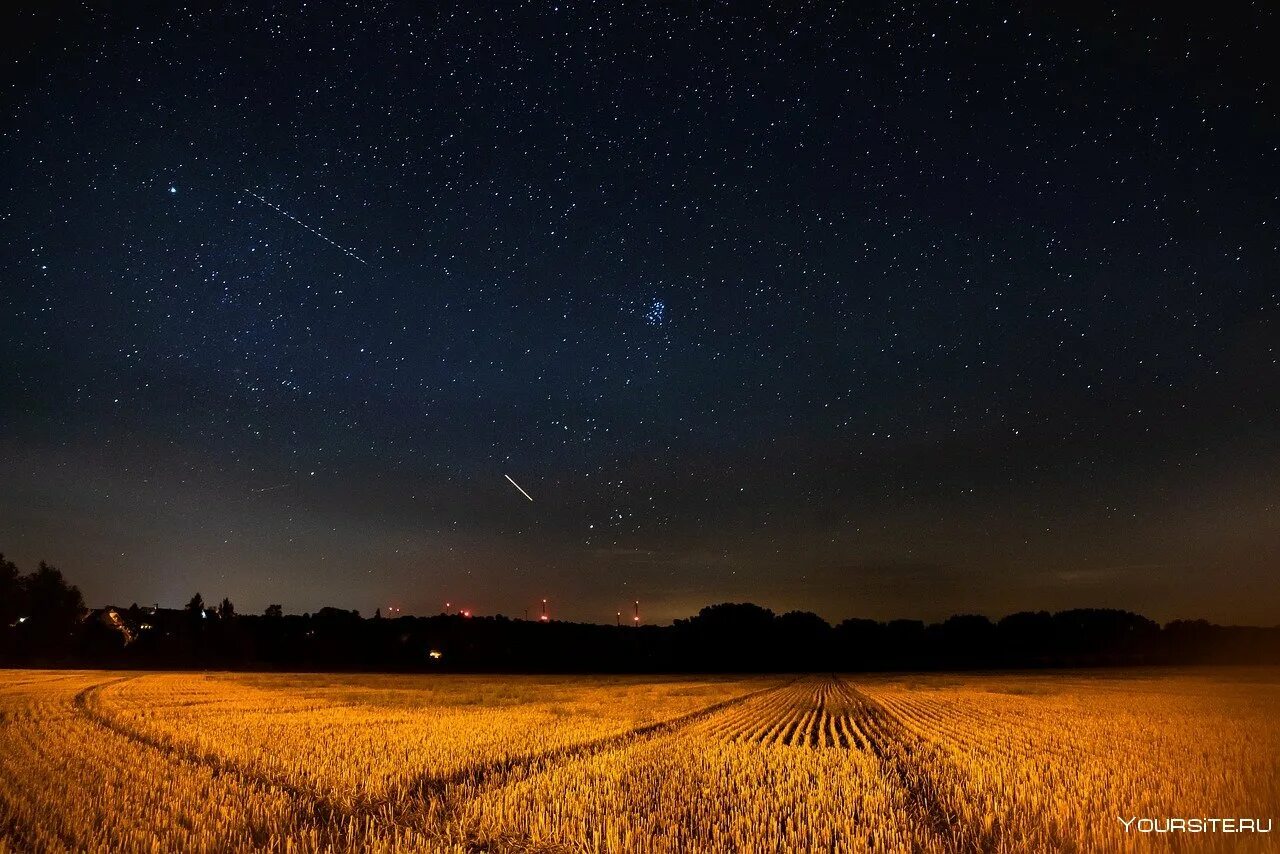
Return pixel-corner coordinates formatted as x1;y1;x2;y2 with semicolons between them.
2;2;1277;625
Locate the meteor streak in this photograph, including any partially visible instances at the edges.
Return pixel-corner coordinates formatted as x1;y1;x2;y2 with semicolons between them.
504;474;534;502
241;189;368;264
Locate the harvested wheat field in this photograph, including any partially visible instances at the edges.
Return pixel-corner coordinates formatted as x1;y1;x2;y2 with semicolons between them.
0;669;1275;852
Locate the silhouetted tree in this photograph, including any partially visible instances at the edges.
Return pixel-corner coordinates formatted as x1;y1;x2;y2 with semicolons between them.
776;611;834;668
1051;609;1159;664
933;614;997;666
23;562;85;621
0;553;19;625
16;561;85;657
182;592;209;660
997;611;1054;664
884;619;926;668
835;618;884;669
2;548;1277;670
316;606;360;620
0;554;23;656
675;603;776;670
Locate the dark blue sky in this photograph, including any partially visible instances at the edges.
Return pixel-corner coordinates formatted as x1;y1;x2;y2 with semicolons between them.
2;2;1276;624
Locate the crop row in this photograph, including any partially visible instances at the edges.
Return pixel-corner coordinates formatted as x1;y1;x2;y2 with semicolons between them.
858;672;1280;852
2;669;1276;852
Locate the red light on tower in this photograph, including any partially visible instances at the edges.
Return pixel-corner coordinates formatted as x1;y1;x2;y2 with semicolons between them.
540;598;549;622
633;600;640;624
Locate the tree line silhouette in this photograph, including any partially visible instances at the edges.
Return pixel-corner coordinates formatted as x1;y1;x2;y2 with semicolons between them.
2;554;1277;672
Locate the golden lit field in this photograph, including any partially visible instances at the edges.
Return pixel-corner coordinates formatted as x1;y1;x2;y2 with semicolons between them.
0;669;1276;852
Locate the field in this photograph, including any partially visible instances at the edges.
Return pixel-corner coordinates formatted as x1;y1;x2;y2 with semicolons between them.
0;669;1276;852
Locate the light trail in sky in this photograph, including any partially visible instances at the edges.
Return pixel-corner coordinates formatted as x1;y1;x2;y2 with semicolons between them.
241;189;368;264
504;474;534;502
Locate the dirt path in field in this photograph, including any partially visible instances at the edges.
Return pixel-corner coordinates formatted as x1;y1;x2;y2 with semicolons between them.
694;674;993;850
70;672;793;851
839;680;968;848
452;675;987;853
416;678;798;853
846;677;1041;852
71;676;364;835
411;678;795;806
62;672;1007;853
3;674;372;852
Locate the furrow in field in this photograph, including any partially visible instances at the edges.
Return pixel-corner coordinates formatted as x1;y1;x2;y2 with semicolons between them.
841;678;1009;852
698;676;892;750
454;675;943;852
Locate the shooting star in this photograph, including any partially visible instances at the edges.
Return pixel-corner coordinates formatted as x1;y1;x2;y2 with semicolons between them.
249;484;290;494
241;189;369;265
504;474;534;502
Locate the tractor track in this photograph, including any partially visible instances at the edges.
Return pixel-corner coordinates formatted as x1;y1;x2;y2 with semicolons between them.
413;678;795;805
70;673;794;852
72;676;357;835
698;675;989;849
425;680;797;853
64;672;1004;853
840;681;966;848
